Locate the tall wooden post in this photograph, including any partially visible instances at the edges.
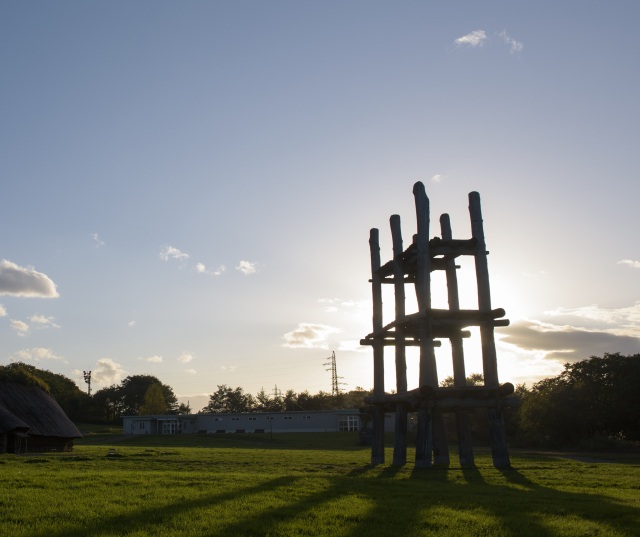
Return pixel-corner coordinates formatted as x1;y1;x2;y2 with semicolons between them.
413;182;450;467
441;214;475;467
413;183;433;467
390;215;408;466
468;192;510;468
369;228;385;465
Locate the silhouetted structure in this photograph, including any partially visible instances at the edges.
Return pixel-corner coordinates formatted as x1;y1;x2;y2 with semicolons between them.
0;381;82;453
360;181;515;468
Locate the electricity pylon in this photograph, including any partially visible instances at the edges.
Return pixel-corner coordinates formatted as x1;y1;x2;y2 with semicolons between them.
324;351;343;396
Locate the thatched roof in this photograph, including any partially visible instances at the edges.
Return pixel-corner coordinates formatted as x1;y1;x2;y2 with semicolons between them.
0;381;82;438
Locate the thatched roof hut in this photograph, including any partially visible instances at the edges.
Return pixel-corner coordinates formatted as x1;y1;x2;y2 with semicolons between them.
0;381;82;453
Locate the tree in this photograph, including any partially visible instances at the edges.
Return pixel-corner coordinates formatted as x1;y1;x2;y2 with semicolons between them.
517;353;640;447
339;387;372;409
440;373;484;387
117;375;178;416
254;387;284;412
91;385;124;423
283;389;299;411
0;362;91;421
177;402;191;414
138;383;167;415
91;375;178;423
202;385;255;413
294;390;333;411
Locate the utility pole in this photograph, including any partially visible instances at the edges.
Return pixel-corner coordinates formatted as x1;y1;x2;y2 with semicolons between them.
83;370;92;396
324;351;342;397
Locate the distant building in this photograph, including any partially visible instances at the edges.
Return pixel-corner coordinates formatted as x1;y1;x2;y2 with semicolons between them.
122;409;377;435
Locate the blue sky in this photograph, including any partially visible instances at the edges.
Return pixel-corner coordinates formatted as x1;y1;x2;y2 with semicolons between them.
2;1;639;411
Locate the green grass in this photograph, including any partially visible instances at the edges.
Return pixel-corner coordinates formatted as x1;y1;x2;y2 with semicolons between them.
1;433;639;536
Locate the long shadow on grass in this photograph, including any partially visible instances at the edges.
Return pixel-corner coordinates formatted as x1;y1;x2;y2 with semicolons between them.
26;475;303;537
404;463;640;537
24;459;640;536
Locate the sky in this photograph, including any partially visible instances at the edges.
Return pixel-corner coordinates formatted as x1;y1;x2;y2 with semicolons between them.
2;1;639;412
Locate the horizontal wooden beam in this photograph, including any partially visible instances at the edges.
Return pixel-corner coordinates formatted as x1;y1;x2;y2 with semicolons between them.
359;338;443;347
362;309;509;341
375;238;478;277
362;384;517;413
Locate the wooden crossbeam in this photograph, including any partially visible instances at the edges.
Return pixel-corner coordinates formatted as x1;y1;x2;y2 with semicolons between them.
375;238;478;278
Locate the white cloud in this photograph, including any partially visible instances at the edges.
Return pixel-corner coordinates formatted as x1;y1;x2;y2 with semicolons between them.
236;260;258;275
195;262;226;276
178;352;193;363
28;314;60;329
283;323;341;349
185;369;197;375
0;304;6;317
92;358;127;388
319;298;362;309
319;298;341;312
455;30;487;48
128;320;137;328
431;174;443;183
498;30;524;53
544;302;640;336
92;233;105;248
220;365;238;372
159;245;190;262
11;347;64;361
10;319;29;335
144;355;163;363
0;260;59;298
318;298;369;315
618;259;640;269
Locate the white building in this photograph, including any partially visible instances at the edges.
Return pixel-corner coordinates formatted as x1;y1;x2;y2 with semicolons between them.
122;409;372;435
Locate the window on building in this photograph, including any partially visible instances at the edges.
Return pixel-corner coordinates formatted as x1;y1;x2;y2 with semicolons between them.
139;422;145;430
232;417;240;421
338;415;359;432
284;416;293;420
248;417;257;421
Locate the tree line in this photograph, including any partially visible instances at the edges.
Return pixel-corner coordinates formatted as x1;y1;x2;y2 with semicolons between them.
2;352;638;450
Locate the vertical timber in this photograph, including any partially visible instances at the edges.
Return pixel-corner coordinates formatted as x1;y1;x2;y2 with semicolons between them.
440;213;474;467
369;228;385;466
468;192;510;468
390;215;408;466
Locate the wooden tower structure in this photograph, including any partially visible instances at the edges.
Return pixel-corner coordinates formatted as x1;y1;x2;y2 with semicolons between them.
360;181;516;468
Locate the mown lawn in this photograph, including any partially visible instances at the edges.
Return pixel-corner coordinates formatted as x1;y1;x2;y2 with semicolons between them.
1;433;638;536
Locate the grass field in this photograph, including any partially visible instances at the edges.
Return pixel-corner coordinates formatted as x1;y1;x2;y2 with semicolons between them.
1;433;639;536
